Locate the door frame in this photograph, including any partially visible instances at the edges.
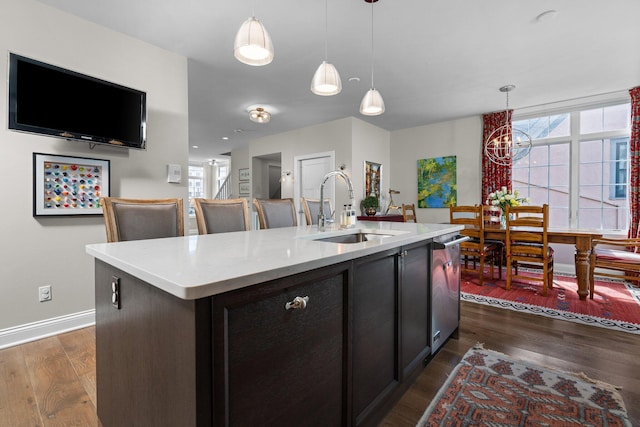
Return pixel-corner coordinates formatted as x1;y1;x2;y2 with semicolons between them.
293;151;335;223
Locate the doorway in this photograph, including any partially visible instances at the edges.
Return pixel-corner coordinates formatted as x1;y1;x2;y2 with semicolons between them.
251;153;282;200
294;151;335;225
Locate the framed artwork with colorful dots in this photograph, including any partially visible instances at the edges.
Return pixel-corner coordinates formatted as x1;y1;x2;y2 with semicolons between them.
33;153;110;216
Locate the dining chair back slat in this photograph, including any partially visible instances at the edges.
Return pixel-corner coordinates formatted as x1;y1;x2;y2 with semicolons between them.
449;205;501;286
505;204;554;296
402;203;417;223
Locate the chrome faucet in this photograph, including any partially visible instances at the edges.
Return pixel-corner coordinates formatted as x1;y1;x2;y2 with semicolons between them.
319;169;354;231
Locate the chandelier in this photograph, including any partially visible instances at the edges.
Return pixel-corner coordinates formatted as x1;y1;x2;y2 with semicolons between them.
484;85;531;165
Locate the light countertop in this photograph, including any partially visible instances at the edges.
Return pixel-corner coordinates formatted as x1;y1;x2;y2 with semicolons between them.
86;221;463;300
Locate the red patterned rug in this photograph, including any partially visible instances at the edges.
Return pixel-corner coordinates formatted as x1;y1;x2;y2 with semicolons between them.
417;345;632;426
461;272;640;334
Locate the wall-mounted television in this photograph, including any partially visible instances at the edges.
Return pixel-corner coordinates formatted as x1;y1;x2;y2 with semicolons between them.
8;53;146;149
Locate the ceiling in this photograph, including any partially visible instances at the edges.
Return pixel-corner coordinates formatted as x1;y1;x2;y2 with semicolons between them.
36;0;640;162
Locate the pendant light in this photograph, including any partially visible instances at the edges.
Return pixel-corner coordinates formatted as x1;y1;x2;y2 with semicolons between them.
234;7;274;66
360;0;384;116
311;0;342;96
484;85;532;165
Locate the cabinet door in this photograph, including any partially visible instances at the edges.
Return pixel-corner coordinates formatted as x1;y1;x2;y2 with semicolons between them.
213;264;348;427
400;242;430;378
352;249;399;425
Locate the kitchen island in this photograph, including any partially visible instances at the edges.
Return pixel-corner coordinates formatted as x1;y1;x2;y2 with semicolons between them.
86;221;462;427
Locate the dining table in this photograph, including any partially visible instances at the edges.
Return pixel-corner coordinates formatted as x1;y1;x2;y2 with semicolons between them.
484;225;603;300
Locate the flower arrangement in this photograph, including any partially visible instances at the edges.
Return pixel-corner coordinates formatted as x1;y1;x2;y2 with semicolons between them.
485;187;529;212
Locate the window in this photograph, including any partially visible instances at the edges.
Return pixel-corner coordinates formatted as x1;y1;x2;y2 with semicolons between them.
188;165;204;215
512;102;630;230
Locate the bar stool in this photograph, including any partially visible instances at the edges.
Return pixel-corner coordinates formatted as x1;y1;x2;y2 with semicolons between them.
253;198;297;229
100;197;184;242
301;198;333;225
193;198;250;234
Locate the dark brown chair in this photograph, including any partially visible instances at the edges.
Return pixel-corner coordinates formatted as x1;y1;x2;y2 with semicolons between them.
100;197;184;242
253;198;297;229
505;204;554;296
589;237;640;299
193;198;250;234
449;205;501;286
301;197;332;226
402;203;417;223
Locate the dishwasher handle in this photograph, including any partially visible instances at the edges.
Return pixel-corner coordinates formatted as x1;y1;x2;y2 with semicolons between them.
432;235;471;250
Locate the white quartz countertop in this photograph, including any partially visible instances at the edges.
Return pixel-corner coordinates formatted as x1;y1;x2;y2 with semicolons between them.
86;221;463;300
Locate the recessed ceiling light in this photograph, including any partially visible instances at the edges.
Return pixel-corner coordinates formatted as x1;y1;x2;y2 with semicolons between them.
221;136;229;140
536;10;558;22
192;145;199;149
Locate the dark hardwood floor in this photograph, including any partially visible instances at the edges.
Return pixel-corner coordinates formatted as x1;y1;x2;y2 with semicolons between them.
1;301;638;426
381;301;640;426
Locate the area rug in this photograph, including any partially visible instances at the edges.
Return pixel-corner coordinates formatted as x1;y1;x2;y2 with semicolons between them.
461;272;640;334
417;345;632;427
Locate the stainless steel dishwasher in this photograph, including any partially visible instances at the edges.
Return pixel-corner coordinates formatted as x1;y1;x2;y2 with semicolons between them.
431;233;469;354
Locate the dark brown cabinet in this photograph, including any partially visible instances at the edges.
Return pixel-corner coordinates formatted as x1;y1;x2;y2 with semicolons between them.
94;240;443;427
212;264;349;426
352;249;399;425
400;242;431;377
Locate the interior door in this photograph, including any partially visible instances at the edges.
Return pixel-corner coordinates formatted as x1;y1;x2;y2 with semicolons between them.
296;153;334;225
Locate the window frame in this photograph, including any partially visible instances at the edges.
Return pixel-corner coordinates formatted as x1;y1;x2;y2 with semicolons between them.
512;98;630;231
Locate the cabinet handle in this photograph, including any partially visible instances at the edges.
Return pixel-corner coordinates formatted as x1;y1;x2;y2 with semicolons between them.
285;296;309;310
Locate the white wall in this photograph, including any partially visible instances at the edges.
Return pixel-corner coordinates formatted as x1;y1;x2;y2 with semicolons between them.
390;116;576;272
0;0;189;333
390;116;483;223
238;117;354;207
352;118;391;213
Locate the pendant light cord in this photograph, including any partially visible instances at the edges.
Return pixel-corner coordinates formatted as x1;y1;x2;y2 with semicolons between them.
505;90;510;126
370;0;375;88
324;0;328;60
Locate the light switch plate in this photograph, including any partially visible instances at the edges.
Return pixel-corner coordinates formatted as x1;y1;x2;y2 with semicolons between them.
167;164;182;183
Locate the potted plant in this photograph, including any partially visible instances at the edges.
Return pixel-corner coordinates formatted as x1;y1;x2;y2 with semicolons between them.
362;196;379;216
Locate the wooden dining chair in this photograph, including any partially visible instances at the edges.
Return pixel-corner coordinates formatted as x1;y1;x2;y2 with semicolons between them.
193;198;250;234
253;198;297;229
505;204;554;296
402;203;417;223
589;237;640;299
482;204;505;270
100;197;184;242
301;197;333;225
449;205;501;286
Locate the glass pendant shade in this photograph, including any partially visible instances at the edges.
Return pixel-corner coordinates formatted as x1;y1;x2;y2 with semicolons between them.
360;88;385;116
311;61;342;96
234;16;274;66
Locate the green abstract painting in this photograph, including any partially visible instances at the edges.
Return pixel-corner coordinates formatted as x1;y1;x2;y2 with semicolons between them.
417;156;457;208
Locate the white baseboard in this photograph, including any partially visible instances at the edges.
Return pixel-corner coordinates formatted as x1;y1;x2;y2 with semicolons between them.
0;309;95;350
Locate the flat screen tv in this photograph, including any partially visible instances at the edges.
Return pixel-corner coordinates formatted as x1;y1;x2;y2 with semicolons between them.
8;53;146;149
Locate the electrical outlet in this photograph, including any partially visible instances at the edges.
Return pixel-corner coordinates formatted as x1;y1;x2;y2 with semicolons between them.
39;285;52;302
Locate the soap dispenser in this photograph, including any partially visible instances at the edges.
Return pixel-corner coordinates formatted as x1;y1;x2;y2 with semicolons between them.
340;205;348;228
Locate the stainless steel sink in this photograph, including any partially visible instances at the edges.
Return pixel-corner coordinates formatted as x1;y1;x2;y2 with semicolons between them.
313;232;393;244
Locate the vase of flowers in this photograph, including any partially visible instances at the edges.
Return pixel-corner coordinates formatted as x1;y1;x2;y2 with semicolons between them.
485;187;530;228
